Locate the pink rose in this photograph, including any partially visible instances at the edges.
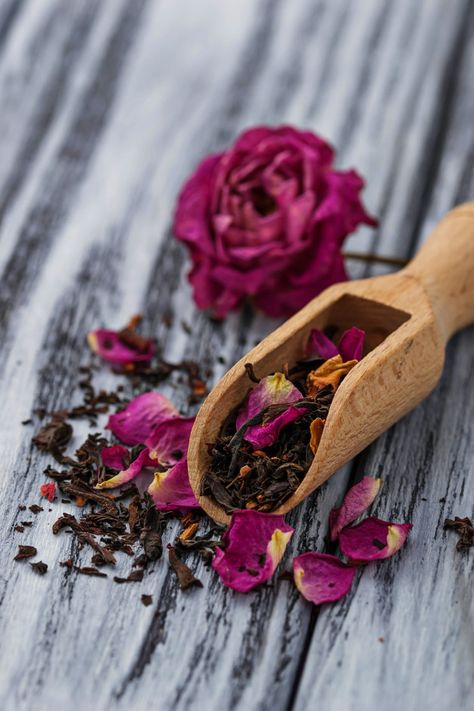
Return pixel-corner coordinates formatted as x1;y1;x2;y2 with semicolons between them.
173;125;376;318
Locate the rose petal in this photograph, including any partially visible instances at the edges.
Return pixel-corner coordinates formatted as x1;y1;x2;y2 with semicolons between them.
293;552;356;605
309;417;325;455
306;355;357;396
40;482;56;502
243;405;306;449
338;517;412;562
96;448;155;489
212;510;294;592
236;372;302;429
147;460;199;511
87;329;154;365
329;477;382;541
107;392;179;446
338;327;365;361
101;444;129;471
305;329;339;360
145;417;194;466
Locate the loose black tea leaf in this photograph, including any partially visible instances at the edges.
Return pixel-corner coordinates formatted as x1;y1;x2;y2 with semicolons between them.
14;545;37;561
168;545;203;590
32;413;73;462
30;561;48;575
141;594;153;606
113;569;144;584
29;505;44;514
444;516;474;552
76;566;108;578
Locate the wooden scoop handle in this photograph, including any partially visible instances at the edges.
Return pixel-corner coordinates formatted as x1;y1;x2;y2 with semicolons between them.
405;203;474;340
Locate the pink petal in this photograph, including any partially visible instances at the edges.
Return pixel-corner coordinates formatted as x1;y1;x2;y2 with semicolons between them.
212;510;294;593
147;460;199;511
339;517;413;563
107;392;179;446
145;417;195;466
329;477;382;541
338;327;365;361
236;372;302;448
101;444;129;471
305;329;339;360
293;552;356;604
96;448;155;489
243;405;306;449
87;329;154;365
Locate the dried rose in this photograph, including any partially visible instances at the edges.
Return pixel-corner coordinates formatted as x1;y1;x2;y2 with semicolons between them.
96;447;155;489
339;517;412;563
145;417;195;465
174;125;376;318
305;326;365;362
329;476;382;541
148;460;199;511
236;372;303;449
87;328;153;365
309;417;325;455
40;482;56;502
212;510;294;592
293;552;356;605
107;392;179;446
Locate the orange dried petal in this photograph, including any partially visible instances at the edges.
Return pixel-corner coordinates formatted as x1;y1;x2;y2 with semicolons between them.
306;355;357;396
309;417;326;455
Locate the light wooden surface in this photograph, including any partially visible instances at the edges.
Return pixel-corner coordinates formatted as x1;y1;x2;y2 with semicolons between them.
0;2;473;710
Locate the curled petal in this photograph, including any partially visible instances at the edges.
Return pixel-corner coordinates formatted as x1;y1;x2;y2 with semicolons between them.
107;392;179;446
309;417;325;455
101;444;129;471
338;327;365;361
96;448;154;489
305;329;339;360
236;372;302;430
306;355;357;396
146;417;195;466
243;405;306;449
339;517;412;563
329;477;382;541
212;510;294;592
87;329;154;365
293;552;356;605
40;482;56;502
148;460;199;511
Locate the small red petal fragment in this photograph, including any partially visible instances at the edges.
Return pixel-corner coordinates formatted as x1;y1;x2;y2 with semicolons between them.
293;552;356;605
339;517;412;562
87;328;154;365
329;476;382;541
40;482;56;502
338;327;365;361
107;391;179;445
212;510;294;593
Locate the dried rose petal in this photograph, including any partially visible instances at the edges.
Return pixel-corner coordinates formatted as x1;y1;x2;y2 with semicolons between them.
339;517;412;562
293;552;356;604
212;510;294;592
87;329;154;365
306;355;357;396
40;482;56;502
338;326;365;361
148;460;199;511
107;392;179;446
243;405;305;449
146;417;195;466
101;444;129;470
329;476;382;541
236;372;302;430
309;417;325;455
305;329;339;360
96;448;155;489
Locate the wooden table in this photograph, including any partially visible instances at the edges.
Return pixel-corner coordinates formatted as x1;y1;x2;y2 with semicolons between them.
0;1;473;709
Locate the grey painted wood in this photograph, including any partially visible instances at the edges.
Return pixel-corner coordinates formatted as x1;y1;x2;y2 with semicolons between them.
0;1;472;710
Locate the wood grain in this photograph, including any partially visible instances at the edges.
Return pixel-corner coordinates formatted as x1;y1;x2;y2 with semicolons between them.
0;1;472;710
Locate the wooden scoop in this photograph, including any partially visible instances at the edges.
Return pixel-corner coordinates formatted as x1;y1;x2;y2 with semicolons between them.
188;203;474;524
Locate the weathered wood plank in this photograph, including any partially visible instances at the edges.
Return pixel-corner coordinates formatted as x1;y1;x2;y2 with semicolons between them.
0;1;472;710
